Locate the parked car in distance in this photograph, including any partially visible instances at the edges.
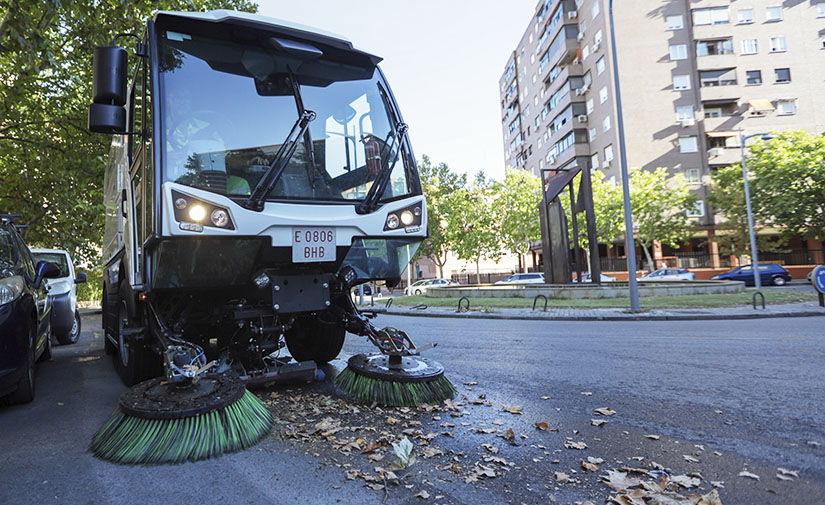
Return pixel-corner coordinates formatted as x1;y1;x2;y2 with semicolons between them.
710;263;791;286
405;278;455;295
573;273;616;283
494;273;545;285
0;216;61;404
639;268;695;281
31;248;86;345
808;267;823;283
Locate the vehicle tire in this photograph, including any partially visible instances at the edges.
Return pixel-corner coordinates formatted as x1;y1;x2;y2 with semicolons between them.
9;323;36;404
56;311;81;345
102;285;117;355
285;315;346;365
37;327;52;363
113;296;156;386
414;289;422;295
772;276;787;286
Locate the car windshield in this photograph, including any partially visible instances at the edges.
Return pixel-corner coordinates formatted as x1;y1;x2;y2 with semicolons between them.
158;27;416;203
0;228;16;266
32;252;70;277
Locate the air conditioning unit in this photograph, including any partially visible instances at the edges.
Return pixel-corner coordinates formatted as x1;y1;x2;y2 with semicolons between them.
580;83;590;93
577;114;588;123
709;147;724;157
568;10;578;19
575;87;585;96
593;41;601;51
680;117;695;127
577;32;584;41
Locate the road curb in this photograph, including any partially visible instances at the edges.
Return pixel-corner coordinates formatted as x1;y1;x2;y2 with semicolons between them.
362;307;825;322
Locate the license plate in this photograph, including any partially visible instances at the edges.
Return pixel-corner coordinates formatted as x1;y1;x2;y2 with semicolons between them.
292;227;336;263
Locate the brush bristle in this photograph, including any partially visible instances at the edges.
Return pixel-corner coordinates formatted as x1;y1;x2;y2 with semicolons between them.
90;390;273;465
335;367;456;407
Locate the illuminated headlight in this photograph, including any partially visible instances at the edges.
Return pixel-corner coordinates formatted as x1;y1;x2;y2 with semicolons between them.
386;214;400;229
0;276;24;306
211;209;229;228
188;204;207;222
253;272;270;289
400;210;414;226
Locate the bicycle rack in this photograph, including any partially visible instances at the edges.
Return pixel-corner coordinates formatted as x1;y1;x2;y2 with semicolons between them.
532;294;548;311
410;304;428;310
752;291;765;310
385;298;393;309
457;297;470;313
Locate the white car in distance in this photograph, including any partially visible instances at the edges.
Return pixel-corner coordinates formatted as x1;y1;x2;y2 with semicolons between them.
31;248;86;344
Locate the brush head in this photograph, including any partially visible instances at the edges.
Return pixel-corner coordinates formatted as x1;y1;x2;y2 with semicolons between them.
335;353;456;407
90;375;272;465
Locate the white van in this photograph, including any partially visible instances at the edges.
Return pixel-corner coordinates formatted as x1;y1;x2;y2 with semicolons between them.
31;249;87;344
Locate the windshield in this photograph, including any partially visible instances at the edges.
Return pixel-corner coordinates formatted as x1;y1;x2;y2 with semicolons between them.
158;27;416;203
33;252;70;277
0;229;16;265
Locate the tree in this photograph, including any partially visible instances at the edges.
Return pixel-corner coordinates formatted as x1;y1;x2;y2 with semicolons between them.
492;169;541;273
0;0;257;265
416;155;466;278
446;175;502;284
749;129;825;244
628;168;697;269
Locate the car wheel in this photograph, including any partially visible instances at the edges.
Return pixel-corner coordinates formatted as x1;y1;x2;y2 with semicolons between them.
56;311;81;345
285;315;346;365
113;296;157;386
414;289;422;295
102;285;117;355
9;324;36;404
37;327;52;363
772;276;787;286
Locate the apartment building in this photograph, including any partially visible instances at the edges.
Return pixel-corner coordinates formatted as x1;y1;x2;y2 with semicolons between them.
500;0;825;267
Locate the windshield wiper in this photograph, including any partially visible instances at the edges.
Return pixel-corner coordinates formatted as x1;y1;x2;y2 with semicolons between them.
243;109;316;211
287;66;319;193
355;83;409;214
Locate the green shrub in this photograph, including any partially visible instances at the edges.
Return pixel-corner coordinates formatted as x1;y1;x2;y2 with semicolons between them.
76;267;103;302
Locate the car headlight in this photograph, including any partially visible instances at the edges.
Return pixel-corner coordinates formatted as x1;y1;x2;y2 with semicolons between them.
384;202;424;231
171;190;235;231
0;276;25;306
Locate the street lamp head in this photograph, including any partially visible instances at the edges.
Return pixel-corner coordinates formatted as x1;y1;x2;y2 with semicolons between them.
760;134;776;141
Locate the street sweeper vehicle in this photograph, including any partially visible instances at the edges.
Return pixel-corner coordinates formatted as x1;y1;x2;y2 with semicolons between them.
86;10;454;464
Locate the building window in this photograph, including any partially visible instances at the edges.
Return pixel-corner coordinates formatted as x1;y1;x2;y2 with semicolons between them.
765;6;783;22
586;98;594;114
685;168;701;185
697;38;734;56
679;136;698;153
588;127;597;141
602;115;611;132
582;45;590;60
596;56;606;75
590;153;599;169
604;144;614;162
693;7;729;25
775;67;791;83
594;29;603;48
699;68;737;87
819;4;825;18
591;1;600;19
704;107;722;118
686;200;705;218
669;44;688;61
738;8;754;23
599;86;608;104
770;36;787;52
666;15;684;30
676;105;694;121
741;39;758;55
777;100;796;115
579;19;587;35
673;74;691;90
746;70;763;85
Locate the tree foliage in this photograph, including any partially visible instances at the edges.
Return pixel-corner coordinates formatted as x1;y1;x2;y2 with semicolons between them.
491;169;541;271
416;155;466;278
0;0;256;265
445;174;501;283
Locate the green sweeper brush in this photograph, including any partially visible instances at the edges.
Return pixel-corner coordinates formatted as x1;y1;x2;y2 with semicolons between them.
335;327;455;407
90;374;272;465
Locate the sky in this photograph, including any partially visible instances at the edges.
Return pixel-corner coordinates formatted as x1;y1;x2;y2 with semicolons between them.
257;0;538;180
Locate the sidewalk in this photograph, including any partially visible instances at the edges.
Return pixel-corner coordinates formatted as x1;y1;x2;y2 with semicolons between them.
357;300;825;321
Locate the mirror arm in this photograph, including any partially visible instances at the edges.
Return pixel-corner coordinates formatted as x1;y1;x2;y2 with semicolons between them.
114;33;147;58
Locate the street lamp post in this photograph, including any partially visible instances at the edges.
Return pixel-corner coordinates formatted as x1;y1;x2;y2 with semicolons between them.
738;130;774;290
608;0;640;312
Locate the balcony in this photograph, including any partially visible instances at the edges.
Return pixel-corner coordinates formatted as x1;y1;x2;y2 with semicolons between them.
706;146;740;166
548;138;591;170
699;84;740;102
692;23;733;41
545;60;583;87
702;115;742;131
695;53;736;69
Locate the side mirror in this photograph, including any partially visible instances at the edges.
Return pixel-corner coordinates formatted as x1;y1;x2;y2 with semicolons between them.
34;261;61;289
88;46;127;133
75;272;88;284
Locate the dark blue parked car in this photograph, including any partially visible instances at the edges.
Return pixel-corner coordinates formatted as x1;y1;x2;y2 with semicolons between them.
0;216;60;404
711;263;792;286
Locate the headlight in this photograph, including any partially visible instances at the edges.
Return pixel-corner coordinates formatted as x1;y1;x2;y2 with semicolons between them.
400;210;414;226
383;201;424;231
211;209;229;228
386;214;400;229
172;190;235;230
188;204;207;222
0;276;25;306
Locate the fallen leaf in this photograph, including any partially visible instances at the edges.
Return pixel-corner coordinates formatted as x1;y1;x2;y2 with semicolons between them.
601;470;643;491
366;483;384;491
645;434;660;440
739;470;760;480
564;440;587;450
388;437;416;471
462;381;479;386
594;407;616;416
386;417;400;426
683;455;700;463
807;441;821;447
587;456;604;464
415;490;430;499
475;464;497;478
591;419;608;427
670;474;701;488
710;481;725;488
581;391;593;396
481;444;498;454
535;422;549;431
776;473;794;481
500;404;523;415
697;489;724;505
540;395;551;400
581;459;599;472
554;471;573;483
421;446;443;459
499;428;516;443
777;467;799;479
492;419;504;425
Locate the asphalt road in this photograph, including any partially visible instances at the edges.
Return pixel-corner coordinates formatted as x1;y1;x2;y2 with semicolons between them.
1;312;823;504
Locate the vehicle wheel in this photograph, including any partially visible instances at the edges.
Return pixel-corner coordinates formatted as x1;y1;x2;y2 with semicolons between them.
37;327;52;363
56;311;81;345
772;276;787;286
113;297;156;386
9;324;36;404
285;315;346;365
102;285;116;355
414;289;422;295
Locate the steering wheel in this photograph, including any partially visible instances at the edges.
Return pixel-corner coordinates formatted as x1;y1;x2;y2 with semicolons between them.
171;109;236;147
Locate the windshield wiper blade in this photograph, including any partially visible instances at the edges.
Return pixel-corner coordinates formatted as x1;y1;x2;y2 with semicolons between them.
286;66;318;192
243;110;316;212
355;122;407;214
